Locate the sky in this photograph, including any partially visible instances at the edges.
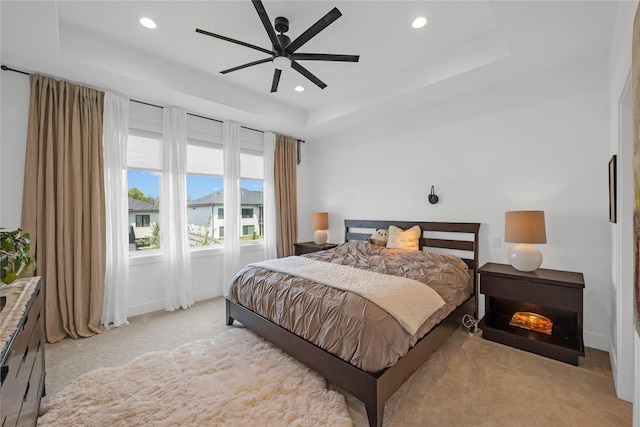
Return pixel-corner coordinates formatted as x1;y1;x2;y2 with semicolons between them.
128;170;263;200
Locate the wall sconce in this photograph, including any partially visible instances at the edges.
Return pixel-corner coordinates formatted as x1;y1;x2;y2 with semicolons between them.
504;210;547;271
428;186;439;204
311;212;329;244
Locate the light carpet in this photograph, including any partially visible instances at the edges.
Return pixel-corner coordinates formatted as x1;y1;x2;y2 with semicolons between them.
38;328;351;427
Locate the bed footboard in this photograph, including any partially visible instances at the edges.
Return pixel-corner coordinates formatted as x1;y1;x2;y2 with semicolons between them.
225;296;474;427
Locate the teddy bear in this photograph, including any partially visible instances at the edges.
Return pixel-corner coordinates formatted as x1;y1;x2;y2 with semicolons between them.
368;228;388;246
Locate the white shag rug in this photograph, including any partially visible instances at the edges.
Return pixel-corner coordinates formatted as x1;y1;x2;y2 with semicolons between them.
38;328;352;427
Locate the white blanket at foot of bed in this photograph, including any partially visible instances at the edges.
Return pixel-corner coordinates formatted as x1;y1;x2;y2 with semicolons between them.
249;256;445;335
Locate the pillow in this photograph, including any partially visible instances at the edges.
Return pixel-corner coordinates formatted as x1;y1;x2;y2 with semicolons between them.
386;225;421;250
368;228;388;246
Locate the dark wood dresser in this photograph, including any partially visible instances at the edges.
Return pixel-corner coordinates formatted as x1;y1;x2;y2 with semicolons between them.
478;263;584;365
1;277;46;427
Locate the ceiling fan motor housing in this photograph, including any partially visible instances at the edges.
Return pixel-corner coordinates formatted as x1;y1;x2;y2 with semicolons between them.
274;16;289;34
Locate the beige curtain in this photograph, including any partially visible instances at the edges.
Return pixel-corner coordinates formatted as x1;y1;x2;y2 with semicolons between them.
21;74;106;343
274;134;298;257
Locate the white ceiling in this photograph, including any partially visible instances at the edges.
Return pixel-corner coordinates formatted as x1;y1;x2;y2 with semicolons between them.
0;1;619;139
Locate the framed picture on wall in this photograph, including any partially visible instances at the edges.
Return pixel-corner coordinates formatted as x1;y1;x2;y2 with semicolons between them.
609;154;617;223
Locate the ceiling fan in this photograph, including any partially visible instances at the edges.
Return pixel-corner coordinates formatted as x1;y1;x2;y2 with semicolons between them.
196;0;359;93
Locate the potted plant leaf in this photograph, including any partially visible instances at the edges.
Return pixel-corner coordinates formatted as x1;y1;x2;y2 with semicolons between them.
0;228;36;285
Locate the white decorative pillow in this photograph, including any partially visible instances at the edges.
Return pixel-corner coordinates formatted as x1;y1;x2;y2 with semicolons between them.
386;225;421;250
368;228;388;246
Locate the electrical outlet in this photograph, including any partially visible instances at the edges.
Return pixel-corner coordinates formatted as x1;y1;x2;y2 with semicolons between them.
491;236;501;248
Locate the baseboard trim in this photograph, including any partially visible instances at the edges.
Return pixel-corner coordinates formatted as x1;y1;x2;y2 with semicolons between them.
127;300;164;317
584;331;609;352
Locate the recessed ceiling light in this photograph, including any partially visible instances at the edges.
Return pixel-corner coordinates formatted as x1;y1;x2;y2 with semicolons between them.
412;16;427;29
139;17;157;29
295;86;304;92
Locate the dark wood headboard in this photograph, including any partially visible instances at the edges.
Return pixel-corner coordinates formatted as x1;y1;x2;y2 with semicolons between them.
344;219;481;311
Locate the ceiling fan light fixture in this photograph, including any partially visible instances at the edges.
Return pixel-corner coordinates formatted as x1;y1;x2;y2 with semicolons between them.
196;1;358;93
272;56;291;70
139;16;157;29
412;16;427;29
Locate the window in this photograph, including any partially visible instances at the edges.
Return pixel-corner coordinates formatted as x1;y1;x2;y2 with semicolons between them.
186;116;224;247
135;215;150;227
127;131;161;253
242;225;255;236
122;106;268;254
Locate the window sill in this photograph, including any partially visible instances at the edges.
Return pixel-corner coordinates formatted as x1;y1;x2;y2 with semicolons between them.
129;252;163;265
128;242;265;265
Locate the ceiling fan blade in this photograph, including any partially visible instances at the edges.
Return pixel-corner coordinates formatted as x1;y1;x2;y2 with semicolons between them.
271;69;282;93
292;53;359;62
285;7;342;54
291;61;327;89
221;58;273;74
196;28;273;55
252;0;281;50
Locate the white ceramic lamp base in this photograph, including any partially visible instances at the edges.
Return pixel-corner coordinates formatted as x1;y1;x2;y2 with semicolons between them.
507;243;543;272
313;230;327;245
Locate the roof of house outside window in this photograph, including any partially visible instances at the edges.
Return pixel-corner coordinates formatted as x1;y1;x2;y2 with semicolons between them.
128;197;159;212
128;190;263;212
188;189;263;207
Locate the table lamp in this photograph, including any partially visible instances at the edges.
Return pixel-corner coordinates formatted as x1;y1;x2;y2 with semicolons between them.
311;212;329;245
505;210;546;272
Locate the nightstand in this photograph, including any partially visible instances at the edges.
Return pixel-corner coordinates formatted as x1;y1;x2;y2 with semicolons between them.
294;241;339;255
478;262;585;365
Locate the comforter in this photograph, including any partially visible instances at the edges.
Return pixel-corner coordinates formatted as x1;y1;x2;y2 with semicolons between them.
228;240;471;372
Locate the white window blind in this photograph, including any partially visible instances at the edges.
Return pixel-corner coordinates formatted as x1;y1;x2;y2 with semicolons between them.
187;140;223;176
241;151;263;180
127;131;161;171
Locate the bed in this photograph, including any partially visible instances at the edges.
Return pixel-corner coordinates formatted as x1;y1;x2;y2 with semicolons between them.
226;220;480;427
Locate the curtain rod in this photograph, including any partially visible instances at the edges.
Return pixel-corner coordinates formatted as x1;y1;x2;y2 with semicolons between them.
1;65;29;75
2;64;306;143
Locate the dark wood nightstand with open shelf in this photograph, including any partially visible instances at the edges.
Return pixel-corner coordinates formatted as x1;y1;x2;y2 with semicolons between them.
478;262;585;365
294;241;339;255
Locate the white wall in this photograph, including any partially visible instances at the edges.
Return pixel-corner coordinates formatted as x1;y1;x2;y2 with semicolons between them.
299;54;612;351
128;243;264;316
0;71;29;229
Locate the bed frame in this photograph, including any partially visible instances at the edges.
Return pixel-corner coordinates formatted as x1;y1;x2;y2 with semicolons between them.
226;220;480;427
